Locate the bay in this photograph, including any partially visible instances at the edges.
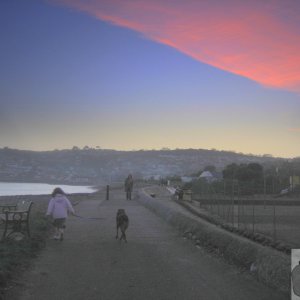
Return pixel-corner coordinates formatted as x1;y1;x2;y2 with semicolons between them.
0;182;96;196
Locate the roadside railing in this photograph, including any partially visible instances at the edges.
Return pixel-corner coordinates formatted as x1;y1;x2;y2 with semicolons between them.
191;193;300;248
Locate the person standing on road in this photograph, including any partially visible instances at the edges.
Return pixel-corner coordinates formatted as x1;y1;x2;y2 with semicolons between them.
46;187;75;241
125;174;133;200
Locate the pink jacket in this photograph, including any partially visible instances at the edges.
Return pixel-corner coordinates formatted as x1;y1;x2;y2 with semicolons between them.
46;194;75;219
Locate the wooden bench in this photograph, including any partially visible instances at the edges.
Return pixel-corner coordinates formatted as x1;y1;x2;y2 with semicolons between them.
0;200;33;240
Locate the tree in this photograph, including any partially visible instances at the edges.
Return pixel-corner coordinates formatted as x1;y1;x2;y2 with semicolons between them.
222;163;239;179
222;162;263;194
223;163;263;182
239;163;263;182
204;165;216;173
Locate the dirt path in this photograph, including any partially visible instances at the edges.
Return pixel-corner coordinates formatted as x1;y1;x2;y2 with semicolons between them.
9;188;287;300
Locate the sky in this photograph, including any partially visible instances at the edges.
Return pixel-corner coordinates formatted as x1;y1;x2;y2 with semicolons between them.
0;0;299;158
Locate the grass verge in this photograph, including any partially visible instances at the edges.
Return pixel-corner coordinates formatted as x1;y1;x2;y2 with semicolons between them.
0;211;50;299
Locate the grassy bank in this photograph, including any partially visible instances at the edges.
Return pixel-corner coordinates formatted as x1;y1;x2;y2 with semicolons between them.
0;195;50;298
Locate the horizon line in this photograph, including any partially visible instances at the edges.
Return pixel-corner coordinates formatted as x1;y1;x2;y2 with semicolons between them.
0;146;295;160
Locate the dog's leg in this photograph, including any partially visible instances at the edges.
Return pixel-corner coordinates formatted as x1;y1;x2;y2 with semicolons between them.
116;225;119;239
120;230;127;243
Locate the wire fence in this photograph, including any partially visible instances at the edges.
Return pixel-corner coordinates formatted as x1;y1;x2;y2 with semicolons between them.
191;184;300;248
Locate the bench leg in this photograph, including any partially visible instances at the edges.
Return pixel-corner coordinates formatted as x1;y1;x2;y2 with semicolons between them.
26;221;30;237
2;221;30;240
2;222;8;240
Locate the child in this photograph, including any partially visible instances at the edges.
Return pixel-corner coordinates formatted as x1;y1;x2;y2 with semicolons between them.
46;187;75;241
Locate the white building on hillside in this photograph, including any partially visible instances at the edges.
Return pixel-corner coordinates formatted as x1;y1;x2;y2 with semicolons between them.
198;171;222;183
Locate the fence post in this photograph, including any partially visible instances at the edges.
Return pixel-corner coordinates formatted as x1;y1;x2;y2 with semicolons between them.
263;171;266;209
106;185;110;200
231;179;234;226
252;202;255;234
273;201;276;241
237;199;239;229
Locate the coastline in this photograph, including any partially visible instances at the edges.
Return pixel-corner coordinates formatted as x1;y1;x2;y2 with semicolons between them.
0;182;98;197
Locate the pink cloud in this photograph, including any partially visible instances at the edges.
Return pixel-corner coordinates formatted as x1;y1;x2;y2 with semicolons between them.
54;0;300;92
288;128;300;132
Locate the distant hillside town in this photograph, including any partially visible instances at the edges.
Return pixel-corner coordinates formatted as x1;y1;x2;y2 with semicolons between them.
0;146;296;185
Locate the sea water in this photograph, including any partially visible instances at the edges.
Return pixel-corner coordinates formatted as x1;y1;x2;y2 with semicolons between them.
0;182;96;196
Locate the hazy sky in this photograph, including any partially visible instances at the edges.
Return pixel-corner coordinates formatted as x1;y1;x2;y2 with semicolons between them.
1;0;299;158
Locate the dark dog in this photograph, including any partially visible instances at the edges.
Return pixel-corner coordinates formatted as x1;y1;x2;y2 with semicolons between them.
116;209;129;242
